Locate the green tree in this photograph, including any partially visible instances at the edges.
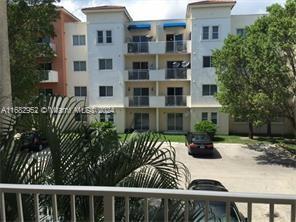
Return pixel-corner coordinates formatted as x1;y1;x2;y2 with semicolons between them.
7;0;58;103
212;35;259;139
263;0;296;131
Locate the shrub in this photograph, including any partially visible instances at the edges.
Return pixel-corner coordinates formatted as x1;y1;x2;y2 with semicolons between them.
194;120;217;138
90;121;115;130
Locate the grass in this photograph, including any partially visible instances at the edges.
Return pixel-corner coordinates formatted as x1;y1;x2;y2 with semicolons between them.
118;133;296;154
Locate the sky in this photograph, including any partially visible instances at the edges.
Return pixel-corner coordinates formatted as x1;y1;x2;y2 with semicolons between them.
56;0;286;22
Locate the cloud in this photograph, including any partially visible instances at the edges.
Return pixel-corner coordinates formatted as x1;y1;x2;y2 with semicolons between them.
56;0;286;21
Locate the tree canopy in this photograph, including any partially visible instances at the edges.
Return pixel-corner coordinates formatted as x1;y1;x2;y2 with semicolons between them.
7;0;58;103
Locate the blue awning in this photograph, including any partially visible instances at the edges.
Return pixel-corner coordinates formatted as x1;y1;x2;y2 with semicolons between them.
128;24;151;30
163;22;186;29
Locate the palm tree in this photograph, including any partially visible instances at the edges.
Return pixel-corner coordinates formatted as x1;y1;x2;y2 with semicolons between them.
0;96;190;221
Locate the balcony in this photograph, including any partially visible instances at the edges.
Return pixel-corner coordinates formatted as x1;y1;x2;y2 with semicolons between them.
125;41;190;54
0;184;295;222
125;69;191;81
166;68;188;79
166;40;187;53
128;69;149;80
37;42;56;52
127;42;149;53
39;70;58;83
165;95;187;106
128;96;149;107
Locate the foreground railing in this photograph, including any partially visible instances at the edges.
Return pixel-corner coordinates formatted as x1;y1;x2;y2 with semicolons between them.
0;184;295;222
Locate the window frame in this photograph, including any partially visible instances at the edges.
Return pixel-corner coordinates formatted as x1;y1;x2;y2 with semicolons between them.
73;61;87;72
202;112;208;121
74;86;87;97
203;56;213;68
202;84;217;96
211;112;218;124
106;30;112;43
99;59;113;70
73;35;86;46
97;30;104;43
202;26;210;40
212;26;219;40
99;86;113;97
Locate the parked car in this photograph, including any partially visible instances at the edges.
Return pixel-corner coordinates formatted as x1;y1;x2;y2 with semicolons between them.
185;132;214;156
18;131;48;152
188;179;246;222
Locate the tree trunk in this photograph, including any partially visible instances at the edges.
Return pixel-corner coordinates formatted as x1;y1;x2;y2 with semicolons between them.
248;121;254;139
0;1;12;135
266;120;272;137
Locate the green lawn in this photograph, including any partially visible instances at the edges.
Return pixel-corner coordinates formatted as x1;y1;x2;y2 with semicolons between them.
118;133;296;154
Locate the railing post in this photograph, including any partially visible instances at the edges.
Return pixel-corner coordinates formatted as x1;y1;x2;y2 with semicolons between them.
17;193;24;222
144;198;149;222
52;194;58;221
164;198;169;222
269;203;274;222
70;195;76;222
0;192;6;222
34;193;40;222
104;194;115;222
291;202;295;222
125;197;129;222
89;195;95;222
248;202;252;222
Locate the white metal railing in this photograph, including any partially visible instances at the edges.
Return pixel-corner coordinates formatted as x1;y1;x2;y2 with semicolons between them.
128;69;150;80
166;40;187;53
1;184;295;222
166;68;188;79
165;95;187;106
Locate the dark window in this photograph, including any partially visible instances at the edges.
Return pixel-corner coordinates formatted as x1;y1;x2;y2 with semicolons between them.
74;86;87;97
39;63;52;70
74;61;86;71
203;56;213;68
202;26;209;40
99;86;113;97
202;85;217;96
100;113;114;123
212;26;219;39
106;30;112;43
211;112;218;124
236;28;246;37
39;88;53;96
73;35;86;46
99;59;113;70
202;112;208;121
97;31;103;43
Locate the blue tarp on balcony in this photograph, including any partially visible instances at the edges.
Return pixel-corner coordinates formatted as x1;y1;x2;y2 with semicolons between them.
163;22;186;29
128;24;151;30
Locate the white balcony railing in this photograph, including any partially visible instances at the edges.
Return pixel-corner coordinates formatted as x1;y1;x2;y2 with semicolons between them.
39;70;58;83
0;184;295;222
125;69;191;81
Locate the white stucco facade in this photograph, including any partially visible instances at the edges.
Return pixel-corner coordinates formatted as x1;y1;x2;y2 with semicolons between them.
62;2;293;135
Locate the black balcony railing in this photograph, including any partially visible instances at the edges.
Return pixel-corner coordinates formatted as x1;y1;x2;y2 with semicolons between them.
165;95;187;106
166;68;187;79
166;41;187;53
39;70;50;81
128;70;149;80
127;42;149;53
129;96;150;106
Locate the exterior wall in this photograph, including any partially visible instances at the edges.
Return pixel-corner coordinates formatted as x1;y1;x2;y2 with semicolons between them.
229;117;294;136
231;14;263;34
125;82;156;96
158;108;190;132
125;108;157;131
158;54;190;69
191;108;229;134
86;12;127;108
125;55;156;70
64;22;88;100
158;81;190;96
39;9;79;96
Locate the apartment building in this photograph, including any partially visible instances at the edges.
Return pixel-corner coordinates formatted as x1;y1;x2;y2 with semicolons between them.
38;7;80;96
63;0;294;135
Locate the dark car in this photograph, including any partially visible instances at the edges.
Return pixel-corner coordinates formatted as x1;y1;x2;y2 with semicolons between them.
188;179;246;222
19;131;48;152
186;133;214;156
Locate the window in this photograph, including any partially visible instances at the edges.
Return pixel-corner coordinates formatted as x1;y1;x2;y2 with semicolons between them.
74;86;87;97
106;30;112;43
202;26;209;40
100;113;114;123
74;61;86;71
75;113;87;122
211;112;218;124
97;30;112;43
203;56;213;68
73;35;86;46
212;26;219;39
39;88;53;96
202;112;208;121
202;85;217;96
99;59;112;70
236;28;246;37
99;86;113;97
97;31;103;43
39;63;52;70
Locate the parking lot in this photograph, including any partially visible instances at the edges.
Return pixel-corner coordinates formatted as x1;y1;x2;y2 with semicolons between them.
173;142;296;221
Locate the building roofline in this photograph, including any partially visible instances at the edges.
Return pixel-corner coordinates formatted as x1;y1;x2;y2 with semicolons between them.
56;6;80;22
81;5;133;21
186;0;236;17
